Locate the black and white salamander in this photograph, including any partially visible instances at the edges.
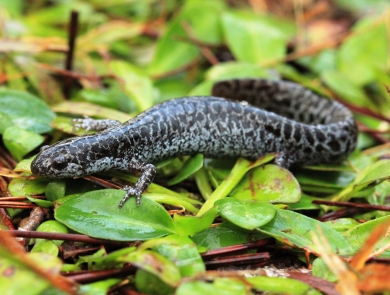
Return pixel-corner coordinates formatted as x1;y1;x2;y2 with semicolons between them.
31;79;358;206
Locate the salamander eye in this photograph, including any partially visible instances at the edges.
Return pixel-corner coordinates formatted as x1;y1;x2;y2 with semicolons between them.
52;156;68;170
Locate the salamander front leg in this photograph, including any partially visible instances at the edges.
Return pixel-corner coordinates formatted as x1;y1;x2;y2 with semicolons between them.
119;162;157;207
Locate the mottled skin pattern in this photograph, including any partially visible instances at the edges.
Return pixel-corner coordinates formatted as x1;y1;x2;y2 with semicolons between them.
31;79;358;207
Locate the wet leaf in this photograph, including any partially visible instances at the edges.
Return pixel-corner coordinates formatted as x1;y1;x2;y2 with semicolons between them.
176;277;247;295
230;164;301;203
222;11;288;64
110;60;154;111
247;276;322;295
192;222;269;250
0;88;55;134
343;215;390;258
3;126;44;161
55;189;177;241
259;209;353;256
118;250;181;287
140;234;205;277
216;198;276;230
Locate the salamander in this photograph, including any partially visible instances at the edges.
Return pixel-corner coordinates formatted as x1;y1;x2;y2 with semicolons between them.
31;79;358;206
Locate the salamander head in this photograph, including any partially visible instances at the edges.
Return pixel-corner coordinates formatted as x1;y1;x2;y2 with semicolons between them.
31;138;88;178
31;136;117;178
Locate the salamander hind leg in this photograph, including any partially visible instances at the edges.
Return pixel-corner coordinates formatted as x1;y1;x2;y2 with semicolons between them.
119;163;157;207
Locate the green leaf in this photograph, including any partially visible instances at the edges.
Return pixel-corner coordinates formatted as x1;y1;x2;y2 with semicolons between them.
259;209;353;256
148;0;225;76
230;164;301;203
0;252;62;295
176;278;247;295
337;17;388;85
45;181;66;202
135;269;174;295
221;11;287;64
54;189;177;241
140;234;205;277
110;60;154;111
118;250;181;286
26;196;53;208
8;178;49;197
197;155;275;216
247;276;322;295
0;88;55;134
192;222;269;250
3;126;44;161
206;61;271;81
174;207;217;237
312;258;337;282
343;215;390;258
332;159;390;202
79;278;122;295
322;70;375;107
34;220;68;248
167;154;203;186
216;199;276;230
51;102;131;122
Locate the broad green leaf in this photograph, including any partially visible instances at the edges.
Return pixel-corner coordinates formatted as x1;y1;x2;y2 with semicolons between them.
206;61;271;81
118;250;181;286
295;169;356;188
338;17;388;86
26;196;53;208
174;207;217;237
247;276;322;295
259;209;353;256
230;164;301;203
216;199;276;230
75;87;135;113
140;234;205;277
0;88;55;134
148;0;225;76
176;278;247;295
110;60;154;111
324;218;361;233
3;126;44;161
0;252;63;295
135;269;174;295
55;189;177;241
30;241;59;256
192;222;269;250
322;70;375;108
343;215;390;258
312;258;337;282
0;112;11;134
222;11;287;64
33;220;68;249
167;154;203;186
8;177;49;197
287;193;321;211
332;159;390;202
45;181;66;202
79;278;122;295
197;155;275;216
14;156;34;174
